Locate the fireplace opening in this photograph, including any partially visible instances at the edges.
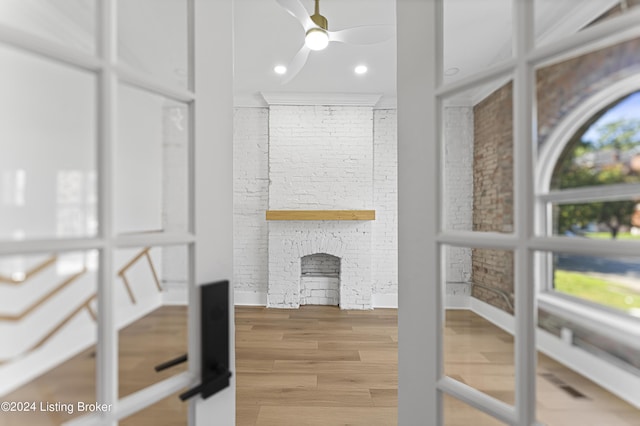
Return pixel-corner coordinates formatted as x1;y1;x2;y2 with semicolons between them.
300;253;340;306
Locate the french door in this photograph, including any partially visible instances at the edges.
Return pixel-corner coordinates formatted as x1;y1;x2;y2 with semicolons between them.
397;0;640;425
0;0;233;425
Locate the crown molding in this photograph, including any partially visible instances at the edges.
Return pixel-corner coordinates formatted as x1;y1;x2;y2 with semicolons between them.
374;95;397;109
260;92;382;107
234;92;268;108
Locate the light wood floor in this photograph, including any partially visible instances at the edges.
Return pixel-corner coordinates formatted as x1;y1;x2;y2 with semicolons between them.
2;306;639;425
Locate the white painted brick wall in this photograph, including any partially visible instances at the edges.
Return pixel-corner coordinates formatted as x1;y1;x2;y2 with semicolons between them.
233;108;269;293
444;107;474;283
268;105;373;209
372;109;398;295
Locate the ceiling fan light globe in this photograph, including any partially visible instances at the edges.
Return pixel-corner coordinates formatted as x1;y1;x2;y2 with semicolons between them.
305;28;329;51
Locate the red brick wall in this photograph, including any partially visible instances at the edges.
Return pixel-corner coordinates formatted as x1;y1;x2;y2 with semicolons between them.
471;37;640;312
471;83;514;311
537;38;640;149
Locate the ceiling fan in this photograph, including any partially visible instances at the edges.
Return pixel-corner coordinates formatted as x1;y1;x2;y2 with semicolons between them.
276;0;394;84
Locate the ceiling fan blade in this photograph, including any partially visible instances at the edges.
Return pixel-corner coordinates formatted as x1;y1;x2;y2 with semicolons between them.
276;0;315;32
281;44;311;85
329;25;395;45
282;44;311;84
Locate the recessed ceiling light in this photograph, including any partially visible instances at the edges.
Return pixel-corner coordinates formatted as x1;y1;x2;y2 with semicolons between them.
274;65;287;75
444;67;460;76
354;65;368;75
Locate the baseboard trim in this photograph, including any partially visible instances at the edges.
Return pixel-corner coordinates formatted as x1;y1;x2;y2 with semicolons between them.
162;287;188;305
234;292;396;308
372;293;398;308
234;291;267;306
446;294;471;309
469;297;515;334
233;292;467;310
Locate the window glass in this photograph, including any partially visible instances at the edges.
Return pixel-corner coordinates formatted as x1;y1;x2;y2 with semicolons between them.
551;200;640;239
550;252;640;317
550;92;640;191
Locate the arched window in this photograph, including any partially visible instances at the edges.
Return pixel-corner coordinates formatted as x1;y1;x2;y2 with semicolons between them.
537;89;640;317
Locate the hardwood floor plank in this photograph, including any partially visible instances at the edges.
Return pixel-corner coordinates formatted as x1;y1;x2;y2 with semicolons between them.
237;373;317;389
235;359;275;373
283;331;393;342
317;373;397;389
237;388;374;407
370;388;398;407
318;340;397;351
236;339;317;350
272;360;397;375
358;350;398;363
237;406;260;426
255;406;397;426
236;348;361;362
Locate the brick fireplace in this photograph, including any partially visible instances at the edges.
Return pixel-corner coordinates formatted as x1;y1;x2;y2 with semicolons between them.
267;220;373;309
263;96;380;310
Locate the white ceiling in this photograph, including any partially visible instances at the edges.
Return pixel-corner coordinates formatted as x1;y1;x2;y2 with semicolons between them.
233;0;397;103
233;0;620;106
7;0;622;107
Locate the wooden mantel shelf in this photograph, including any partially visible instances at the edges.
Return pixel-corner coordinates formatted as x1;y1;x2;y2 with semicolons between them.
266;210;375;221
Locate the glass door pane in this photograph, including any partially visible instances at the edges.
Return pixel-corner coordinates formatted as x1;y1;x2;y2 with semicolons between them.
442;0;512;84
443;245;516;406
0;250;98;425
116;84;189;236
0;45;97;242
116;245;189;398
117;0;189;88
0;0;97;54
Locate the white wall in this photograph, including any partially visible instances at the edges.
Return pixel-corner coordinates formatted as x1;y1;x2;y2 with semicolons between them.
373;109;398;296
233;108;269;297
268;105;374;209
233;106;400;306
